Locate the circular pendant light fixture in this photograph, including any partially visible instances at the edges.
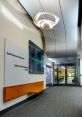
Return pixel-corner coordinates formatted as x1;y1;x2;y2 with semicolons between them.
33;12;59;30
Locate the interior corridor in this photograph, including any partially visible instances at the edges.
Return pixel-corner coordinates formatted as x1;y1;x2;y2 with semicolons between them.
0;0;82;116
1;86;82;117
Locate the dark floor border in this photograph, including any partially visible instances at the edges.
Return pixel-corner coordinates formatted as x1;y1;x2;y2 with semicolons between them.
53;84;82;87
46;83;53;87
0;92;42;115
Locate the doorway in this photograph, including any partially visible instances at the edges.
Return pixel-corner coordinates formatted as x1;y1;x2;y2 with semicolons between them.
54;64;77;85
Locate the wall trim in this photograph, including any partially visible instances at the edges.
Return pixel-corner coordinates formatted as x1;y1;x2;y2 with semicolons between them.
53;84;81;87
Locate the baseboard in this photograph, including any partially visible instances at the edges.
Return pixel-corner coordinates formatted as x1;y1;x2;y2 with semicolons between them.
0;93;42;115
46;83;53;87
53;84;81;87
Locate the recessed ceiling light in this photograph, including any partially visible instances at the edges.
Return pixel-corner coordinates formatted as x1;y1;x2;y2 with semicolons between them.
33;12;59;30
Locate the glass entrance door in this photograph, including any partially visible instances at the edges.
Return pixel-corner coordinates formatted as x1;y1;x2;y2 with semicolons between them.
54;64;76;85
54;65;66;85
67;66;75;84
58;66;65;84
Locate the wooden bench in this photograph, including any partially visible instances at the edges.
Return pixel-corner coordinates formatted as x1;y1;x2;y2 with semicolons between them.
3;81;46;102
29;87;47;94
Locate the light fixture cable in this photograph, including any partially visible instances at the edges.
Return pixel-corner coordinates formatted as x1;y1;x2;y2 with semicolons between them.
53;29;57;57
39;0;48;19
39;0;45;11
58;0;67;58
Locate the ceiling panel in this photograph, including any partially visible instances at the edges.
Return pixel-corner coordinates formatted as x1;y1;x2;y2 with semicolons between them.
60;0;78;26
49;57;77;64
59;0;78;57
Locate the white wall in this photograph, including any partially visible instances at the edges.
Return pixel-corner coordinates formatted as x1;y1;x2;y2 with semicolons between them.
80;60;82;85
79;18;82;85
0;0;46;111
80;20;82;85
81;20;82;53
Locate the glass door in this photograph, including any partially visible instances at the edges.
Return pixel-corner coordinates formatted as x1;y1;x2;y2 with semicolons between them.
54;65;66;85
54;64;76;85
58;66;65;84
67;66;76;84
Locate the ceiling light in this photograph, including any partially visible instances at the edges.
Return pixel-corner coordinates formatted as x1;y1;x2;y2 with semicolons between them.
33;12;59;30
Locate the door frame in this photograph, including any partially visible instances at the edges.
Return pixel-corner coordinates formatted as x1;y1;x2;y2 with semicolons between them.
54;63;77;86
46;65;53;86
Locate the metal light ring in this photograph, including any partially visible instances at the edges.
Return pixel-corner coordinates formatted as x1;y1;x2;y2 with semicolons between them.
34;19;59;29
33;12;59;29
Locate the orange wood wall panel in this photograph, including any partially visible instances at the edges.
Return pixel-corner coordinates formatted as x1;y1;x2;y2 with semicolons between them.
3;81;44;102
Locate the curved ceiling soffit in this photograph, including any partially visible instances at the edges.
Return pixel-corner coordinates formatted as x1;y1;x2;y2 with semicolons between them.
17;0;46;54
18;0;78;58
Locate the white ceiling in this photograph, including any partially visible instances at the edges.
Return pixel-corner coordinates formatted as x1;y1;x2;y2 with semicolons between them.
19;0;79;58
48;57;77;64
